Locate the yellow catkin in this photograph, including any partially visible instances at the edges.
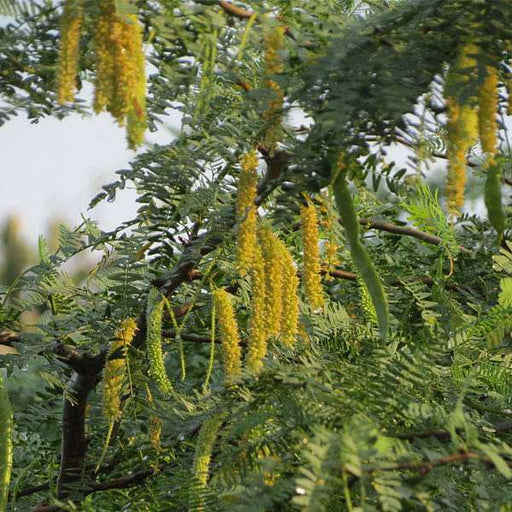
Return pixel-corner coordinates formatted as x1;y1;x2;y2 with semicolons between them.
445;44;479;216
247;243;268;372
213;289;242;383
93;0;116;113
93;2;147;148
478;66;499;166
278;239;299;346
193;413;224;512
236;150;259;276
57;0;83;104
258;225;283;337
301;200;325;310
320;194;340;274
102;318;137;422
262;25;286;153
146;288;173;395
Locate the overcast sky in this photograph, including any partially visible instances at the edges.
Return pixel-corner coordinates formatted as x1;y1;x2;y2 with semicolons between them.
1;103;180;247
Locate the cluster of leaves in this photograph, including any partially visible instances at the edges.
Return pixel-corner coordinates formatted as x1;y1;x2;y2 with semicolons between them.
0;0;511;511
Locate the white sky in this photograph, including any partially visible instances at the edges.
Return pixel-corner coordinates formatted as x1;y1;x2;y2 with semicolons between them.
1;106;180;247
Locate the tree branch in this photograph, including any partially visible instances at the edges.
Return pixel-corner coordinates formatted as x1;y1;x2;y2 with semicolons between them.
30;469;157;512
57;372;101;499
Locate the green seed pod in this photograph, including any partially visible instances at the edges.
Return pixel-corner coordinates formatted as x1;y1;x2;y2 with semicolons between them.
331;159;389;340
146;288;173;395
484;161;506;244
0;374;13;512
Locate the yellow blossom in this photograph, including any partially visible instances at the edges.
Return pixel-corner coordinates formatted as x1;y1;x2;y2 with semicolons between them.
213;289;242;383
445;44;479;216
236;150;259;276
102;318;137;422
478;65;499;166
57;0;83;104
258;225;284;337
247;243;268;372
301;200;325;310
278;240;299;346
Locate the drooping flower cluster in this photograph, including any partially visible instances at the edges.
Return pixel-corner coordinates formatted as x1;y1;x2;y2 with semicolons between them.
192;413;224;509
102;318;137;422
258;225;283;337
262;25;286;153
247;243;268;372
235;150;259;276
445;44;479;216
57;0;146;148
57;0;83;105
146;288;173;396
278;237;300;347
478;66;498;166
444;44;502;216
93;1;147;148
300;199;325;310
213;289;242;383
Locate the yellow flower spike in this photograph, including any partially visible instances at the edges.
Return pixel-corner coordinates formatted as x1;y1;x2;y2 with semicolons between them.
278;240;299;347
192;413;224;512
247;243;268;372
213;289;242;383
93;2;147;148
301;199;325;310
102;318;137;423
126;16;147;149
236;150;259;276
478;65;499;166
262;25;286;153
146;288;173;396
258;225;283;337
93;0;116;113
263;25;286;76
57;0;83;105
445;44;479;217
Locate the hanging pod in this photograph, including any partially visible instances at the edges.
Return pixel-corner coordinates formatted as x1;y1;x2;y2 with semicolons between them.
331;157;389;340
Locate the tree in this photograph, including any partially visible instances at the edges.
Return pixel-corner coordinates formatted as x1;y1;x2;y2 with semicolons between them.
0;0;512;510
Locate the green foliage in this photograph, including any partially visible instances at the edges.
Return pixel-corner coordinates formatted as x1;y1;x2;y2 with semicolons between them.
0;0;511;511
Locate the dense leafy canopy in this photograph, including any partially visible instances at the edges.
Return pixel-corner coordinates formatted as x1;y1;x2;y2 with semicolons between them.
0;0;512;511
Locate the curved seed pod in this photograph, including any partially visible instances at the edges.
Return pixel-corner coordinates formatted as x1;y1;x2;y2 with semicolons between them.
478;65;499;165
57;0;83;104
332;162;389;340
300;199;325;310
247;244;268;372
278;240;299;346
146;288;173;395
484;161;506;243
213;289;241;383
0;374;12;512
102;318;137;423
258;225;283;337
236;151;259;276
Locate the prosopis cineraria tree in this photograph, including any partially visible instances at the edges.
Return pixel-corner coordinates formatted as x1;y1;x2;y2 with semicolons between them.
1;0;512;510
